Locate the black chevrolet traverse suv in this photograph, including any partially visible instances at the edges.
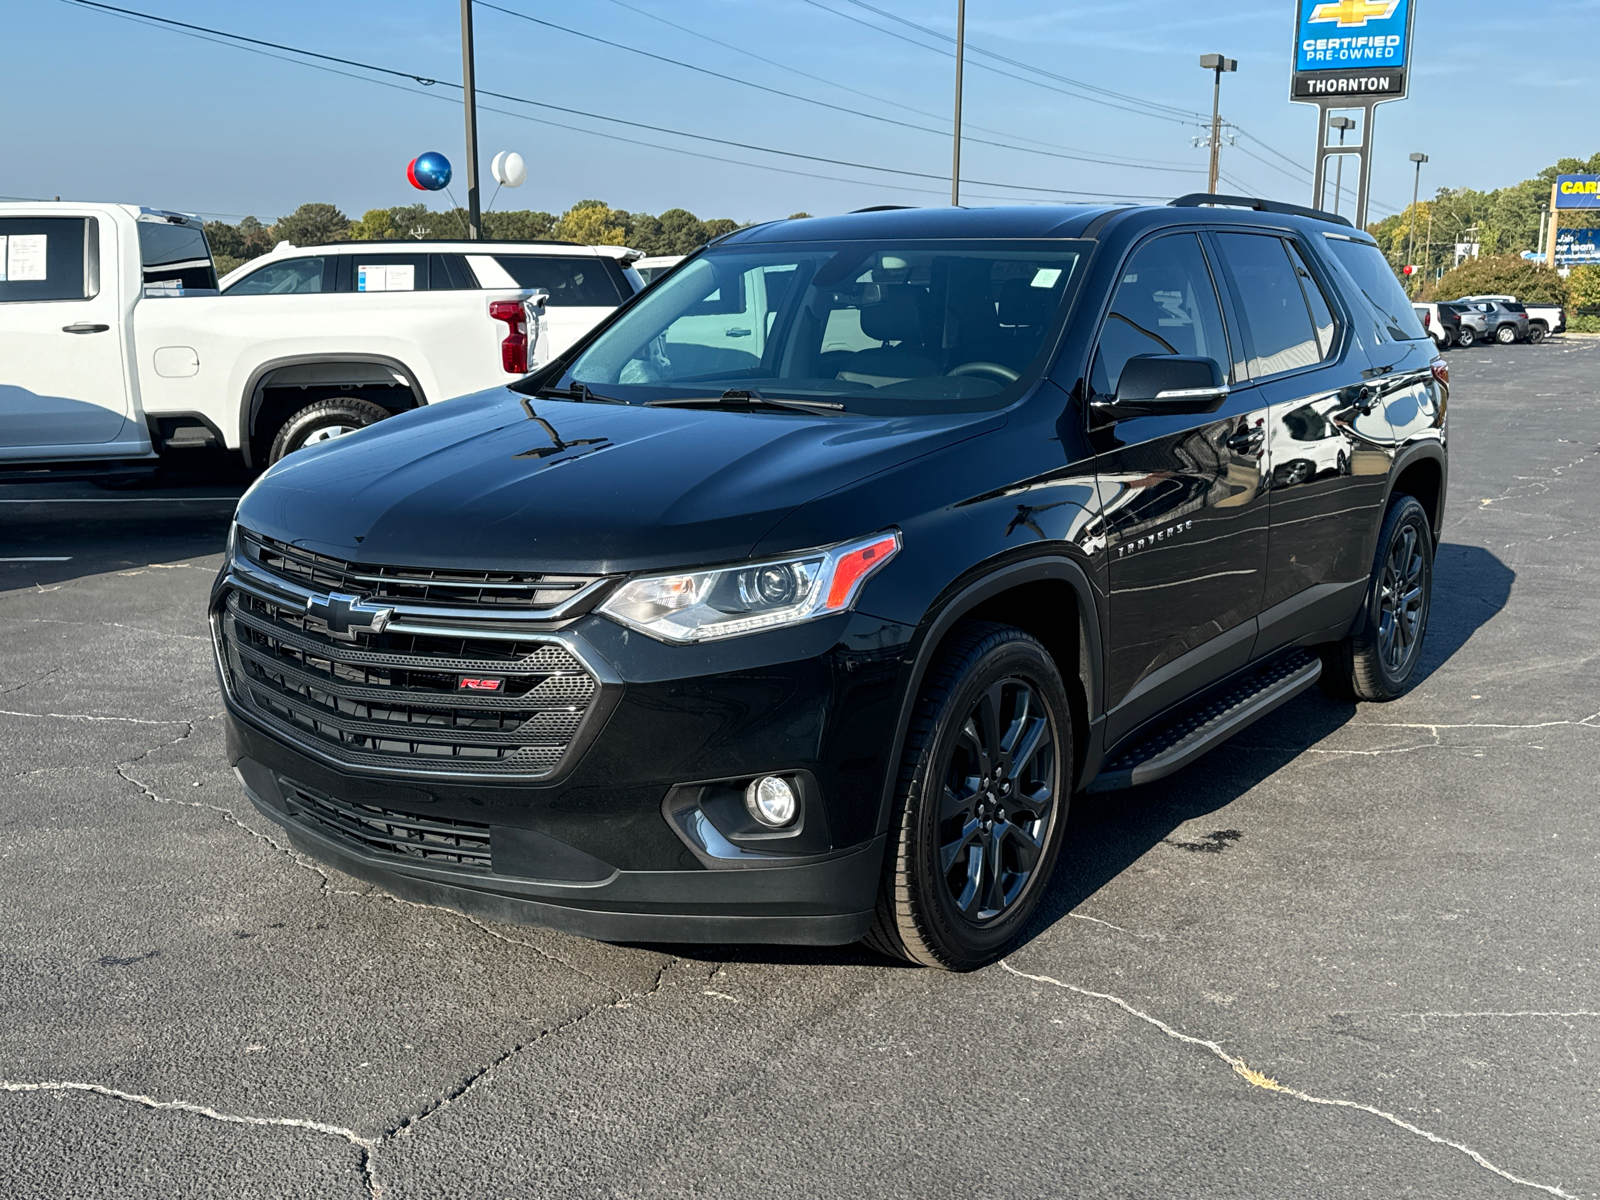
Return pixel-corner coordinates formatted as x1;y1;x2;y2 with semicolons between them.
214;195;1447;970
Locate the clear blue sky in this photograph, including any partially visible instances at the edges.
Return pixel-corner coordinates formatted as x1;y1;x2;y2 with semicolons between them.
7;0;1596;227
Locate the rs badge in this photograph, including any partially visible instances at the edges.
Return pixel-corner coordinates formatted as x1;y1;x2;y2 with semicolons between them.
458;677;505;692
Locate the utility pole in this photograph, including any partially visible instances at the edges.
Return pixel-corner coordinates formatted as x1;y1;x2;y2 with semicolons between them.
1536;203;1549;261
1407;152;1428;289
1328;116;1356;215
1546;182;1560;269
1199;54;1237;194
460;0;482;239
951;0;966;206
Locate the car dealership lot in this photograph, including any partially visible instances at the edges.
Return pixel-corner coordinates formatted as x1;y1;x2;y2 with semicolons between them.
2;341;1597;1199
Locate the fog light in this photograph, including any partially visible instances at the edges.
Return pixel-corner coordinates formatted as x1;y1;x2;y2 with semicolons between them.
745;775;798;827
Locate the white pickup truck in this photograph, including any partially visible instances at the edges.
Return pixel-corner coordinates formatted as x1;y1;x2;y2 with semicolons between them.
0;201;640;479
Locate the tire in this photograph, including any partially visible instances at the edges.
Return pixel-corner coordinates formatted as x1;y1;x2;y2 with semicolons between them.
1320;494;1433;703
1457;326;1476;348
864;622;1073;971
1495;324;1518;345
1529;324;1546;344
268;398;391;464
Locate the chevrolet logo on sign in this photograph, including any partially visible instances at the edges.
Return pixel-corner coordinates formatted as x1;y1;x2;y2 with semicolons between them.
305;591;395;641
1310;0;1399;26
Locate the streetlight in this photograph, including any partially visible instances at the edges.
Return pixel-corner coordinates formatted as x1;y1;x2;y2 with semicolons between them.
1407;152;1428;287
459;0;482;239
951;0;966;206
1537;202;1550;262
1328;116;1356;215
1199;54;1237;195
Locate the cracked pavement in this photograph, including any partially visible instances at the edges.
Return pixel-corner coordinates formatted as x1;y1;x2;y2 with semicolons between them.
2;340;1597;1198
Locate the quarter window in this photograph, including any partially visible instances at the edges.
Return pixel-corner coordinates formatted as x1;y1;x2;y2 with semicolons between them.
1090;233;1230;397
1322;235;1429;342
494;255;627;306
1285;241;1339;359
1215;233;1321;378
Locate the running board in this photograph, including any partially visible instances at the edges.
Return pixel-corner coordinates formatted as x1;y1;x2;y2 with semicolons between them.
1087;649;1322;793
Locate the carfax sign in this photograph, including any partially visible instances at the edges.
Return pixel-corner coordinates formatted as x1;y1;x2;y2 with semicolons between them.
1554;175;1600;210
1291;0;1415;101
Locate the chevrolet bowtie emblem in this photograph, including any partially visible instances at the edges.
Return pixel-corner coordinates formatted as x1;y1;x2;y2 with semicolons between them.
1310;0;1399;26
305;591;395;641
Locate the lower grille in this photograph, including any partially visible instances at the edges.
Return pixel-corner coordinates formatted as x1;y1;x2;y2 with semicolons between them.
217;586;603;779
283;784;492;870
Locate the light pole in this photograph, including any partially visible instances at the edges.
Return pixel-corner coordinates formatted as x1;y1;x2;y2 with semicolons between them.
1328;116;1356;215
1199;54;1237;194
1407;151;1428;286
951;0;966;206
460;0;482;239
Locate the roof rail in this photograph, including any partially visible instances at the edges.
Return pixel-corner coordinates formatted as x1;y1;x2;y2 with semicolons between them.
849;205;915;214
1169;193;1353;229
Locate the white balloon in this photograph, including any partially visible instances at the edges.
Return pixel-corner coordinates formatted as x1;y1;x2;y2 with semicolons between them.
491;151;527;188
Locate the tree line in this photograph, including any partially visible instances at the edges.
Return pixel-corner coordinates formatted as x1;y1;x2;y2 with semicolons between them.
202;199;804;277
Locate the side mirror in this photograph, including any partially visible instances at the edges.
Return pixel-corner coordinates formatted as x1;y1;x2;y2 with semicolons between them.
1098;355;1228;419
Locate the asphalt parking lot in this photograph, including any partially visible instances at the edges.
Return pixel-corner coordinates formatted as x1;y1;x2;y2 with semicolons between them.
2;338;1597;1200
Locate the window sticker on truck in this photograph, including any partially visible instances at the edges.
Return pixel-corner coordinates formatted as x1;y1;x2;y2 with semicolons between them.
357;264;415;292
3;234;48;282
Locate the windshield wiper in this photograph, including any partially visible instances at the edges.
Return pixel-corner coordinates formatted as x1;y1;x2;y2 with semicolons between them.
644;388;844;415
534;383;629;405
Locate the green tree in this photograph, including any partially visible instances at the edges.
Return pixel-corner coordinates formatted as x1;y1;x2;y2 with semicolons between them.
485;209;556;241
555;200;628;246
1420;254;1571;306
621;211;667;254
1566;263;1600;311
702;218;739;242
348;208;400;241
655;208;709;255
272;203;351;247
237;216;276;257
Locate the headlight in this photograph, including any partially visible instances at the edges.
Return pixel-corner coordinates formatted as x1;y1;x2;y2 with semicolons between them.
598;530;901;643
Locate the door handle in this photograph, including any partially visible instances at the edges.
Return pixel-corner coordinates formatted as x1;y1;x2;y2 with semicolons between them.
1224;428;1263;455
62;323;111;334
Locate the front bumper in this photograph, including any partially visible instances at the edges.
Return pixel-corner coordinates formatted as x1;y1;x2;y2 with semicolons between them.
220;607;914;945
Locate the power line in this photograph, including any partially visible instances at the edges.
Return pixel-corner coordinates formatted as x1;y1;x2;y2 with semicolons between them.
588;0;1195;171
473;1;1199;174
58;0;1170;203
839;0;1206;121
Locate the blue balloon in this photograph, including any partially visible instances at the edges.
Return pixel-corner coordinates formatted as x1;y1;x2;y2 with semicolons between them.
407;152;452;192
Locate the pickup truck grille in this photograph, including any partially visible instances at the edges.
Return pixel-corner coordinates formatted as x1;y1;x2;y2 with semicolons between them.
242;532;602;612
216;583;604;780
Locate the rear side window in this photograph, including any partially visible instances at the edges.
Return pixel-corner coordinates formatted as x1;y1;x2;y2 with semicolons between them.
1284;241;1339;359
495;255;626;306
225;257;327;295
0;217;93;302
1322;236;1428;341
138;219;218;291
1504;302;1526;314
1214;233;1320;378
1090;233;1230;397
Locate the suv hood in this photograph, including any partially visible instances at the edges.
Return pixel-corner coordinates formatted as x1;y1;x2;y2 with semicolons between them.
237;388;1004;573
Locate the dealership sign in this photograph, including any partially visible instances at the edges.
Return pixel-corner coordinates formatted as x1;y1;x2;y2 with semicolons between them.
1556;228;1600;264
1555;176;1600;210
1291;0;1415;99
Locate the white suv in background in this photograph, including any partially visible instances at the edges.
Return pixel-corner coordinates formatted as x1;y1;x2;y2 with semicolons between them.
0;201;641;479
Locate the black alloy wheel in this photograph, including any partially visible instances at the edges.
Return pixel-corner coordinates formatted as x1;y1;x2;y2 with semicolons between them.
865;622;1073;970
1320;494;1434;702
1529;325;1546;344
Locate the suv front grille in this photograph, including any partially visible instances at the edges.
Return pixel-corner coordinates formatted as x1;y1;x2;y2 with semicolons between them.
217;584;603;779
242;531;602;612
283;784;493;870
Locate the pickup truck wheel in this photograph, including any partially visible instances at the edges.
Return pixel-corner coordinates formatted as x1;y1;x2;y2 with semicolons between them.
268;398;391;464
1320;494;1433;703
1456;327;1476;347
1495;324;1518;345
1529;324;1546;344
864;622;1072;971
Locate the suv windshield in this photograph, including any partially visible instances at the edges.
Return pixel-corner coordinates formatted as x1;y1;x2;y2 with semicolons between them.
565;239;1089;414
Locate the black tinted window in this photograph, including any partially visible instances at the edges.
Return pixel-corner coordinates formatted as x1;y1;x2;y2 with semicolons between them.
496;255;626;306
0;217;90;302
225;257;326;295
138;220;217;291
1285;241;1338;359
1091;233;1230;396
1324;236;1429;341
1215;233;1320;377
